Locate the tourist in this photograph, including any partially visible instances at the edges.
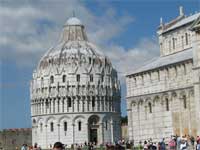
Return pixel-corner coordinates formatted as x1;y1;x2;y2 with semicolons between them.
21;144;26;150
159;138;166;150
168;137;176;150
143;141;148;150
53;142;64;150
177;136;181;150
197;136;200;150
33;143;38;150
180;137;188;150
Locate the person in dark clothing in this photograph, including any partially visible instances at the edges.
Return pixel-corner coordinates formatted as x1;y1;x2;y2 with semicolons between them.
53;142;64;150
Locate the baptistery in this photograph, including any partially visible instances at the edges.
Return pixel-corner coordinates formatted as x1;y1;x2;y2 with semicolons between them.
30;17;121;148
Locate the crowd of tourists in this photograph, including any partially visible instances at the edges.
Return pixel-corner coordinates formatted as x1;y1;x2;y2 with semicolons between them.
142;135;200;150
18;135;200;150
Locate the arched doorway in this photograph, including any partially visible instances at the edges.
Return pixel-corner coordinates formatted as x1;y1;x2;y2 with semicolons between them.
88;115;100;144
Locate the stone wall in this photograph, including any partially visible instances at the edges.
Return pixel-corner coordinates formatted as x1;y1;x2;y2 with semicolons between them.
0;128;32;150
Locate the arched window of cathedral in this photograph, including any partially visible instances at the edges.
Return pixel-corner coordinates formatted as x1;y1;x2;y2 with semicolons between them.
172;38;176;49
40;123;43;132
160;43;163;51
77;74;80;82
50;122;54;132
183;64;186;75
105;121;108;130
62;75;66;83
41;77;44;86
166;98;169;111
148;102;152;113
183;95;187;109
101;74;104;82
89;57;91;64
166;68;169;79
185;33;188;45
181;36;184;48
78;121;82;131
169;40;171;52
64;122;67;132
92;96;95;107
50;76;54;84
174;66;177;77
90;74;93;82
157;70;160;81
68;97;72;107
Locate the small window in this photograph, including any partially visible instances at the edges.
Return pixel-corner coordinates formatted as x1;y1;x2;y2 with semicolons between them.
105;121;108;130
166;98;169;111
148;102;152;113
92;97;95;107
90;74;93;82
50;122;54;132
78;121;82;131
50;76;54;84
64;122;67;131
101;75;104;82
68;97;72;107
77;74;80;82
185;33;188;45
62;75;66;83
183;96;187;109
172;38;176;49
40;123;43;132
89;57;91;64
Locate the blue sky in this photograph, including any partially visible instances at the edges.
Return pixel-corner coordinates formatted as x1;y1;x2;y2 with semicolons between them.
0;0;199;129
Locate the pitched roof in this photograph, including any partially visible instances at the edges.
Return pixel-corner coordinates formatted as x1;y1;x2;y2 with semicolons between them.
162;13;200;33
126;48;193;76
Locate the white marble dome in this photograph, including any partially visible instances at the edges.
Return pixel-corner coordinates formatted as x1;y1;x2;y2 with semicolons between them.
30;17;121;148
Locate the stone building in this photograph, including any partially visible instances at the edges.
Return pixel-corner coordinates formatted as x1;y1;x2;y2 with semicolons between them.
0;128;32;150
126;7;200;143
30;17;121;148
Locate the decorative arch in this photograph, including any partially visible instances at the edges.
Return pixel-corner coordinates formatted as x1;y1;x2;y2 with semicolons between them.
58;115;71;124
72;115;85;123
45;116;56;125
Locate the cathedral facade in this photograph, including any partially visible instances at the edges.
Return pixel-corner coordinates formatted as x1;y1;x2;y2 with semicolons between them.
126;7;200;143
30;17;121;148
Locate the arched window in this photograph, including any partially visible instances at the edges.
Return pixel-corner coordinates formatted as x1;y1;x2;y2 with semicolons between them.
68;97;72;107
89;57;91;64
50;122;54;132
41;77;44;85
40;123;43;132
62;75;66;83
92;96;95;107
101;75;104;82
166;98;169;111
105;121;108;130
148;102;152;113
64;122;67;131
185;33;188;45
183;95;187;109
77;74;80;82
78;121;82;131
172;38;176;49
50;76;54;84
90;74;93;82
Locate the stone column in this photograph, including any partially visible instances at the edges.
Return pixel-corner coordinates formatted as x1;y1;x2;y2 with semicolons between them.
110;119;114;143
45;124;48;149
72;123;75;145
44;99;46;114
72;97;75;112
54;99;58;113
58;124;60;141
100;122;104;144
179;95;183;137
127;105;133;141
51;99;54;114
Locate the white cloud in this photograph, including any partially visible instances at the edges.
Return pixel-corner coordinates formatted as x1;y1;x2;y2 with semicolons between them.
0;0;159;78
